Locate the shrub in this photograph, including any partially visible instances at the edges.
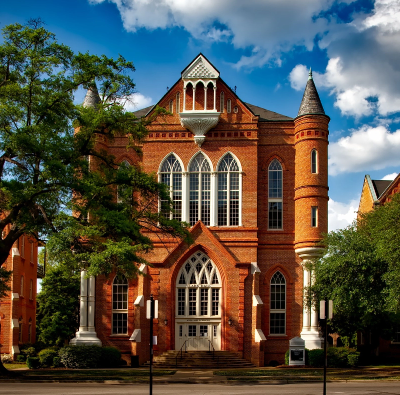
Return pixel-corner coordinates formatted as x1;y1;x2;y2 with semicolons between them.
59;345;102;369
21;347;37;358
1;354;13;363
52;356;63;368
328;347;355;368
98;347;121;368
347;352;360;367
308;349;325;367
284;350;289;365
38;348;59;367
17;354;26;362
26;357;41;369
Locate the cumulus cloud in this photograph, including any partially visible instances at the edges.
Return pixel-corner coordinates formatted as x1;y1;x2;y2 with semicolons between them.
382;172;398;180
289;64;325;91
89;0;334;66
329;125;400;175
328;198;358;232
121;93;153;112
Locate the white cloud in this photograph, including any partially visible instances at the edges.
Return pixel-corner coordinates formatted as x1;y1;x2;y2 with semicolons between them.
289;64;326;91
328;198;358;232
382;172;398;180
329;125;400;175
122;93;153;112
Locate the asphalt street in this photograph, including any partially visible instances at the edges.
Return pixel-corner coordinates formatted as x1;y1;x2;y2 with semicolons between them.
1;382;400;395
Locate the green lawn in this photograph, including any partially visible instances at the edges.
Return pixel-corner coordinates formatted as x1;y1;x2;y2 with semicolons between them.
3;363;27;370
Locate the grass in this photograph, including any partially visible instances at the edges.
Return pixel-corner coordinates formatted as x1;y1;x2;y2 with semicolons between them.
3;363;27;370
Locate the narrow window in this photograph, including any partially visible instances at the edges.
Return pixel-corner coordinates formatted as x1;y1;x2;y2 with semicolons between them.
176;92;180;113
189;152;211;226
169;99;173;113
28;318;32;343
160;154;182;221
268;159;283;230
20;275;24;297
227;99;232;113
311;206;318;227
112;275;128;334
19;319;23;343
220;92;225;112
30;241;34;263
311;149;318;174
29;279;33;300
21;236;25;258
270;271;286;335
217;153;240;226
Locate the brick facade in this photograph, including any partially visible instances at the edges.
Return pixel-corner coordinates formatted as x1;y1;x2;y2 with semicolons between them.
93;55;330;366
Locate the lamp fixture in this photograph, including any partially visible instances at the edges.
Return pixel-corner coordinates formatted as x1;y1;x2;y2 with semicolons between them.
164;318;168;326
228;318;233;326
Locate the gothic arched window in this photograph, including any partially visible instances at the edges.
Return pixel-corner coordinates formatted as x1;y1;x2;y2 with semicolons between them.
160;154;183;220
311;149;318;174
268;159;283;230
220;92;225;112
112;274;128;334
189;152;211;226
270;271;286;334
217;153;240;226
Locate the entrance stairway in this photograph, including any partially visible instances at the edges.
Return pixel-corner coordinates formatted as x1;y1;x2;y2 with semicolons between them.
144;350;256;369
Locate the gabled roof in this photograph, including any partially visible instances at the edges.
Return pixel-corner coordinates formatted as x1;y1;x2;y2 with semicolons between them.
181;53;220;79
372;179;393;199
297;69;325;117
245;103;292;121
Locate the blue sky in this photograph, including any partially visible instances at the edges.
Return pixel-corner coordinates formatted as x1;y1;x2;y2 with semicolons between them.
2;0;400;231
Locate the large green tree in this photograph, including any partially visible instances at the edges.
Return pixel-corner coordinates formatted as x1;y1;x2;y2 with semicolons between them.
309;193;400;343
0;20;188;374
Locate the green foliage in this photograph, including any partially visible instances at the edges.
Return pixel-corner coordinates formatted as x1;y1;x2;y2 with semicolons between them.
59;345;102;369
328;347;351;368
309;196;400;339
38;348;59;367
98;347;121;368
52;356;63;368
36;268;80;346
284;349;289;365
347;352;360;367
21;346;37;358
0;266;12;299
26;357;41;369
16;354;26;362
308;349;324;367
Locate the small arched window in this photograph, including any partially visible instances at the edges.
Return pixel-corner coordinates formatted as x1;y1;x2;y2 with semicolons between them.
220;92;225;112
217;153;240;226
227;99;232;113
268;159;283;230
29;279;33;300
189;152;211;226
19;317;23;343
20;275;24;297
311;149;318;174
28;318;32;343
270;271;286;334
169;99;174;113
20;235;25;258
112;274;128;334
160;154;182;220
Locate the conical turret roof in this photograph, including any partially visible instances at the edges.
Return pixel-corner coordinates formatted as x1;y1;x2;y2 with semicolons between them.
297;69;325;117
83;82;101;108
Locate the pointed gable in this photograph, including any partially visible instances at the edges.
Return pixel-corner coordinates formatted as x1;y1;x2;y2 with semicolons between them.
297;69;325;117
181;54;219;80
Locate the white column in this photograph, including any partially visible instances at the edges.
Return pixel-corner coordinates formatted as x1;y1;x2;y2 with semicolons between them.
204;87;207;110
182;172;190;223
79;270;88;332
192;87;196;111
210;172;218;226
213;86;217;111
183;87;186;112
87;276;95;332
302;267;311;331
310;270;319;331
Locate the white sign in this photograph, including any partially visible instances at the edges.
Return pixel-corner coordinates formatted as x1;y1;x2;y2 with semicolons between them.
146;299;159;319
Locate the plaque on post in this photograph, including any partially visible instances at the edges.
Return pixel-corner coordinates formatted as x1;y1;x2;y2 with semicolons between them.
289;336;306;366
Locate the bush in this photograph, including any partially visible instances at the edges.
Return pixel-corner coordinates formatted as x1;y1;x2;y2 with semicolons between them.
284;350;289;365
1;354;13;363
17;354;26;362
59;345;102;369
38;348;59;367
26;357;41;369
52;356;63;368
308;349;325;367
328;347;355;368
347;352;360;367
98;347;121;368
21;347;37;358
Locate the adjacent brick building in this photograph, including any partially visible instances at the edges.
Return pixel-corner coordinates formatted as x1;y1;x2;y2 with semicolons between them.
71;54;330;366
0;234;39;358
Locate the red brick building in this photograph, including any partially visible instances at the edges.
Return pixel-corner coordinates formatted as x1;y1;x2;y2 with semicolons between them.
70;54;330;366
0;233;39;358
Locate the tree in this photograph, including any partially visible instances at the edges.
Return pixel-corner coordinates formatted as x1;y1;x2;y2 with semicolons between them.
309;194;400;344
36;267;80;347
0;20;188;374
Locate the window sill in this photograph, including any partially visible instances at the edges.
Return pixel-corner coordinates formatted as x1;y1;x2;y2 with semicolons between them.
109;334;129;338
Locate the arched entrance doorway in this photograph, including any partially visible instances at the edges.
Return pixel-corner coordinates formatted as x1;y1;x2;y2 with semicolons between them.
175;251;222;351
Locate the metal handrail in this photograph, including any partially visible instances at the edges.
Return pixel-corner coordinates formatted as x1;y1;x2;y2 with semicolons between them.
175;340;188;367
207;340;219;365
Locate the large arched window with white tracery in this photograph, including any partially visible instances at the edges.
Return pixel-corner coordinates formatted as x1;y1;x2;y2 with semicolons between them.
112;274;128;334
160;154;183;220
268;159;283;230
270;271;286;334
176;252;221;317
217;153;240;226
189;152;211;226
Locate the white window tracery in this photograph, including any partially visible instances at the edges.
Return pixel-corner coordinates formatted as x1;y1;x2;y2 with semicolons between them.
270;271;286;335
268;159;283;230
112;274;128;334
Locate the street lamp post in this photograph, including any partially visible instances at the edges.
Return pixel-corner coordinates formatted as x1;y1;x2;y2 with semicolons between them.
320;299;333;395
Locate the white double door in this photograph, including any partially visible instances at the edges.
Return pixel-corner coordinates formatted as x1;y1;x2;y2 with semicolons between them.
176;322;221;351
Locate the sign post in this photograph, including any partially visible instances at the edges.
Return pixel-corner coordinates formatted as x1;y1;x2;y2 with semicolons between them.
320;299;333;395
146;295;158;395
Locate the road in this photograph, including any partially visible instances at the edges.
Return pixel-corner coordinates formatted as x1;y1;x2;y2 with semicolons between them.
1;382;400;394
